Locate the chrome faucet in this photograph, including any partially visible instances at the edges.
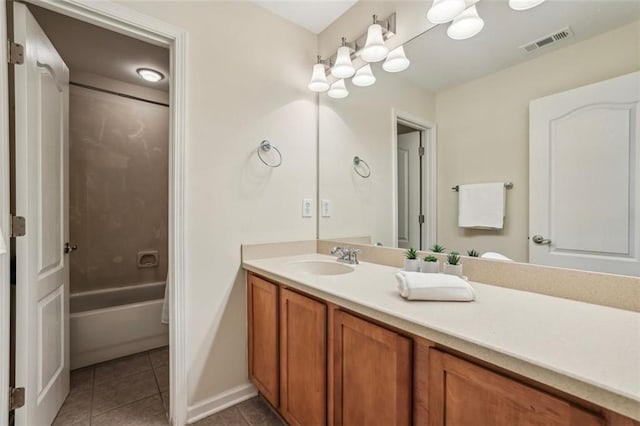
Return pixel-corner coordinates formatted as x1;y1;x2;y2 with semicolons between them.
331;246;361;265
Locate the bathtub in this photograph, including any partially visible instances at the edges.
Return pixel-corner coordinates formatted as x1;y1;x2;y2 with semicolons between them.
70;281;169;369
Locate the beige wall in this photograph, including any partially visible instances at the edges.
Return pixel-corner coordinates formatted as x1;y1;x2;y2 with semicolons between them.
113;0;318;410
435;20;640;262
69;84;169;293
319;70;436;245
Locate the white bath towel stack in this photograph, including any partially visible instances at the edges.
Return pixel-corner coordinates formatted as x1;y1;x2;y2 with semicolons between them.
395;271;476;302
458;183;506;229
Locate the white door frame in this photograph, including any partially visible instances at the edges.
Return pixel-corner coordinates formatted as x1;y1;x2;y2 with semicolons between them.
0;1;188;425
391;109;437;250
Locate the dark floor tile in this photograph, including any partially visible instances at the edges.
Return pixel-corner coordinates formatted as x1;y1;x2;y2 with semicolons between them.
70;367;94;392
94;352;153;385
160;391;169;416
149;347;169;369
154;364;169;393
194;405;249;426
92;369;159;416
91;394;168;426
52;386;92;426
237;397;285;426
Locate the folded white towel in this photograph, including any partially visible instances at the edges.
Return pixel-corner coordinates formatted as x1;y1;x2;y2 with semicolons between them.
395;272;475;302
458;183;505;229
481;251;513;261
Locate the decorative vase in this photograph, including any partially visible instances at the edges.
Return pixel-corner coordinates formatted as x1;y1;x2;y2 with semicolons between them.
404;258;421;272
443;263;463;277
420;260;440;273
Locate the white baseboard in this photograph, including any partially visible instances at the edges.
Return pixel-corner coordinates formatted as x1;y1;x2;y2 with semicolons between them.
187;382;258;424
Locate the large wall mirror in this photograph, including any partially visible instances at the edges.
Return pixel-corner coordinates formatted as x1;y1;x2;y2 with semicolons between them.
318;0;640;277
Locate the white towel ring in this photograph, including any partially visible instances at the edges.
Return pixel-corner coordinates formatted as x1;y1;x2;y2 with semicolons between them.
257;140;282;168
353;156;371;178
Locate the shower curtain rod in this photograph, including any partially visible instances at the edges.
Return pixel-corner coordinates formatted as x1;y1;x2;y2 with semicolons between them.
69;81;170;107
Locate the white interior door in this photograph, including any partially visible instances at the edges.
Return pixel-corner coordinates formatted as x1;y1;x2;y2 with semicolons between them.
14;3;70;425
397;132;421;249
530;71;640;276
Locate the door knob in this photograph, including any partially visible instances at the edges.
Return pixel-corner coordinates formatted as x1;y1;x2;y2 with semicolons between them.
64;242;78;254
532;235;552;245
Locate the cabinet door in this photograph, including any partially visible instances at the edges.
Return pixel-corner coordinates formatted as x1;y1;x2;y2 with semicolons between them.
247;274;279;407
280;289;327;426
333;311;412;426
429;350;604;426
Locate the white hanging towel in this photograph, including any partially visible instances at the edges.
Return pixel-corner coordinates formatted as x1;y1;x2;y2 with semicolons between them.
458;183;506;229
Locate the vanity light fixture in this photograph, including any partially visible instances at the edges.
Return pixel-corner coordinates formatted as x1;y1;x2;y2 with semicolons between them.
136;68;164;82
361;15;389;63
352;64;376;87
328;79;349;99
308;56;330;92
447;5;485;40
383;46;411;72
331;38;356;79
509;0;546;10
427;0;466;24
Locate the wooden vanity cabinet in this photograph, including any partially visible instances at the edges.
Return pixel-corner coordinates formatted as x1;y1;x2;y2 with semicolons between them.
333;310;413;426
247;274;280;407
279;288;327;426
428;349;604;426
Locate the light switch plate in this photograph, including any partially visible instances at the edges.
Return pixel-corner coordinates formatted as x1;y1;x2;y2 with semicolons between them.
302;198;313;217
321;199;331;217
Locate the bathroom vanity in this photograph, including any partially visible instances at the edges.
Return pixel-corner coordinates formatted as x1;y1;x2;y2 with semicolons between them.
243;252;640;426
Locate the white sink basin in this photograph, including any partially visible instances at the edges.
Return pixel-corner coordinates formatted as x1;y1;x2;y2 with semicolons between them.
285;260;355;276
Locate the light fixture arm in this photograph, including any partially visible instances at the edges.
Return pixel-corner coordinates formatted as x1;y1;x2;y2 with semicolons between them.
317;12;397;76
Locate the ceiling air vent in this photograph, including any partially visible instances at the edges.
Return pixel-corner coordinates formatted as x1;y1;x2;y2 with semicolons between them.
520;27;574;53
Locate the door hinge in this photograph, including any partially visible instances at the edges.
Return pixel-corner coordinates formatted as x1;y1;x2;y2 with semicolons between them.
418;214;425;224
418;146;425;157
11;215;26;237
9;387;25;410
8;41;24;65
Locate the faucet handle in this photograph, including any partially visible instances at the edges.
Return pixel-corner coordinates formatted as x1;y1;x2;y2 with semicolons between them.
331;246;343;255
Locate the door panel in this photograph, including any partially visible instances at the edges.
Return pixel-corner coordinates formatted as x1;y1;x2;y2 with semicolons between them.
14;3;70;425
530;71;640;275
397;132;421;249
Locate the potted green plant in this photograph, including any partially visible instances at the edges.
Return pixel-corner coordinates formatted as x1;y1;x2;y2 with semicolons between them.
430;244;446;253
404;248;420;272
467;249;479;257
443;251;463;277
421;255;440;273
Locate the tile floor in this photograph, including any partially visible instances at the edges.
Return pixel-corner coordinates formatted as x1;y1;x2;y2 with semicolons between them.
53;347;284;426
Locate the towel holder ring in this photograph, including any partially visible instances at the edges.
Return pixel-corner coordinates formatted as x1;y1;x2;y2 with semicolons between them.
353;156;371;178
257;140;282;168
452;181;513;192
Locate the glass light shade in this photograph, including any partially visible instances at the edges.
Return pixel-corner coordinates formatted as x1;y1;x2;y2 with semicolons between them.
447;5;485;40
427;0;466;24
509;0;545;10
331;46;356;79
137;68;164;82
360;23;389;63
328;79;349;99
352;64;376;87
308;63;329;92
383;46;410;72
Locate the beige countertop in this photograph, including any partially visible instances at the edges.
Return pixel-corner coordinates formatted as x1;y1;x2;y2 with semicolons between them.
242;253;640;421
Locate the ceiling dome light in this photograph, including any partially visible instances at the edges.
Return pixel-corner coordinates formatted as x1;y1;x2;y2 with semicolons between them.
383;46;410;72
509;0;546;10
360;16;389;63
137;68;164;82
308;63;329;92
332;39;356;79
447;5;485;40
352;64;376;87
328;79;349;99
427;0;466;24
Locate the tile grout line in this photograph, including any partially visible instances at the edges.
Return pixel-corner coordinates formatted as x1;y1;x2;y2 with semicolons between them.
89;366;96;426
236;403;253;426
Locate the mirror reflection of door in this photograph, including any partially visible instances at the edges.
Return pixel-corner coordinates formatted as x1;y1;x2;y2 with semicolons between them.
397;123;423;249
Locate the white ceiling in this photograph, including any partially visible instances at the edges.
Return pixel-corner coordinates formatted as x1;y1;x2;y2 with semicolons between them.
401;0;640;92
28;4;170;92
253;0;358;33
